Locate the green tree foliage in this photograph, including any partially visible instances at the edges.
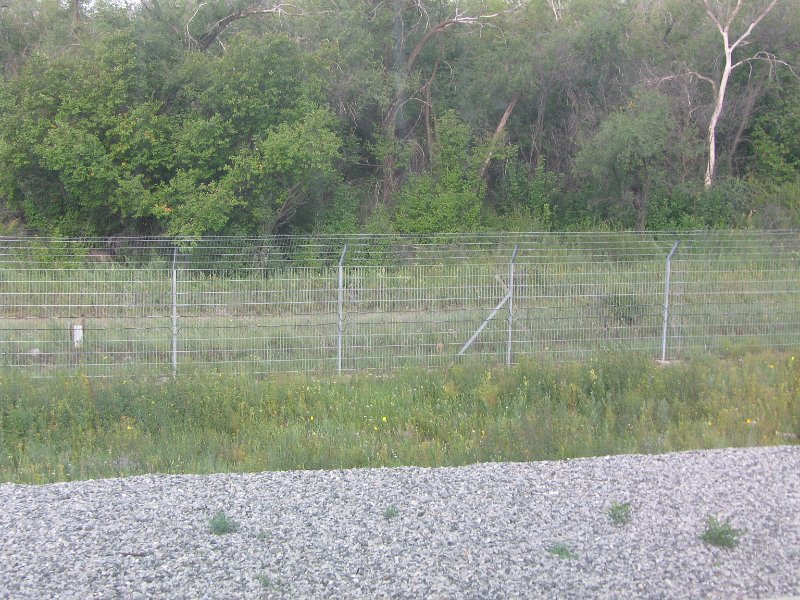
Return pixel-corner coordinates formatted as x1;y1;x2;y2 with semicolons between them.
0;11;151;234
574;93;675;229
0;0;798;235
748;79;800;228
393;111;483;233
0;5;341;235
751;82;800;185
492;160;560;231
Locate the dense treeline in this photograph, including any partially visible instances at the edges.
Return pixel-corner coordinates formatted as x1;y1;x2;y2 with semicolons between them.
0;0;798;236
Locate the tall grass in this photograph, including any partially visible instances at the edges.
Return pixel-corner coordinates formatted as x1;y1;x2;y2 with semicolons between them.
1;350;797;484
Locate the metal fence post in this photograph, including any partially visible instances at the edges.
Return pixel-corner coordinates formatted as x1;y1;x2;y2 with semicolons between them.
507;244;519;366
171;247;178;378
337;244;347;374
661;240;680;362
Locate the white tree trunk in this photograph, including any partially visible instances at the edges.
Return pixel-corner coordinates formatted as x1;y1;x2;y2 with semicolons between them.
701;0;780;189
546;0;565;20
704;34;731;188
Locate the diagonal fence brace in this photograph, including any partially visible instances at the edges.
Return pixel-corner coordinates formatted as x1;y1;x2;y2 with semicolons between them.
457;292;512;356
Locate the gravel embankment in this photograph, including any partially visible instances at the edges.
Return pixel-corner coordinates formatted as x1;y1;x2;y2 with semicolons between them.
1;445;799;599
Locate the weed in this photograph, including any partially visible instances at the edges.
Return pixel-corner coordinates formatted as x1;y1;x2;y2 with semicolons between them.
257;574;277;590
701;516;744;549
209;511;239;535
609;501;632;526
384;505;399;520
255;529;270;541
546;542;578;559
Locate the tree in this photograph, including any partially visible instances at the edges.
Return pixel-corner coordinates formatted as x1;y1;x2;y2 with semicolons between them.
574;92;675;229
2;0;800;235
697;0;785;188
0;0;72;77
144;33;343;235
0;5;342;236
0;9;164;234
750;79;800;184
140;0;293;52
463;0;639;183
71;0;83;24
393;110;483;232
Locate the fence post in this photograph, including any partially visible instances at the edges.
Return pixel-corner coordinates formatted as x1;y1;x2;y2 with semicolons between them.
661;240;680;362
171;247;178;378
337;244;347;374
507;244;519;366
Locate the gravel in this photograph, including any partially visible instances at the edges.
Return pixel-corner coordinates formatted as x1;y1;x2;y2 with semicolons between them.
1;445;799;599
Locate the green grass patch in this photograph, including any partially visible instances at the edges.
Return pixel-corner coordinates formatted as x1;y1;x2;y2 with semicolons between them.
609;501;633;526
1;350;798;483
546;542;578;559
701;516;744;549
209;511;239;535
256;574;278;591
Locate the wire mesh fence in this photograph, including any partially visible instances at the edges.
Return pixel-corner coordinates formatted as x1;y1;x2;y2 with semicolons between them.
1;232;799;377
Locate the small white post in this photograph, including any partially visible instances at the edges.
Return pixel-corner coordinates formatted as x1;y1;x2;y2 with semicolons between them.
661;240;680;362
171;247;178;378
71;322;84;349
337;244;347;374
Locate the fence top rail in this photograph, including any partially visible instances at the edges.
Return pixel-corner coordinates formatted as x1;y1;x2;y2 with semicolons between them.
1;231;799;269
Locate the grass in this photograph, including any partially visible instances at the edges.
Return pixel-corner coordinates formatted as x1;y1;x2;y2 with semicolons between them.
0;349;798;484
257;574;278;591
546;542;578;559
209;511;239;535
384;505;399;520
609;501;633;526
701;516;744;549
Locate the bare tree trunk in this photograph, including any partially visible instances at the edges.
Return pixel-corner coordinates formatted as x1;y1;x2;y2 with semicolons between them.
479;92;522;180
546;0;565;20
726;78;763;176
421;62;439;169
703;42;729;188
701;0;780;189
634;178;652;231
72;0;82;24
528;92;548;170
378;10;506;205
380;99;402;206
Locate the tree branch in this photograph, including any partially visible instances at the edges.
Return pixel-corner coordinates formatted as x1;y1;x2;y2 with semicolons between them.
687;69;718;92
185;1;208;48
702;0;724;34
732;51;798;77
728;0;779;53
406;11;503;72
726;0;745;30
143;1;299;52
196;3;298;51
141;1;184;41
270;182;303;232
643;69;717;92
546;0;565;21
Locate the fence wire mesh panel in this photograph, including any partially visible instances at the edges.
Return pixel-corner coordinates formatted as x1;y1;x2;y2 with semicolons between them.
1;232;799;376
